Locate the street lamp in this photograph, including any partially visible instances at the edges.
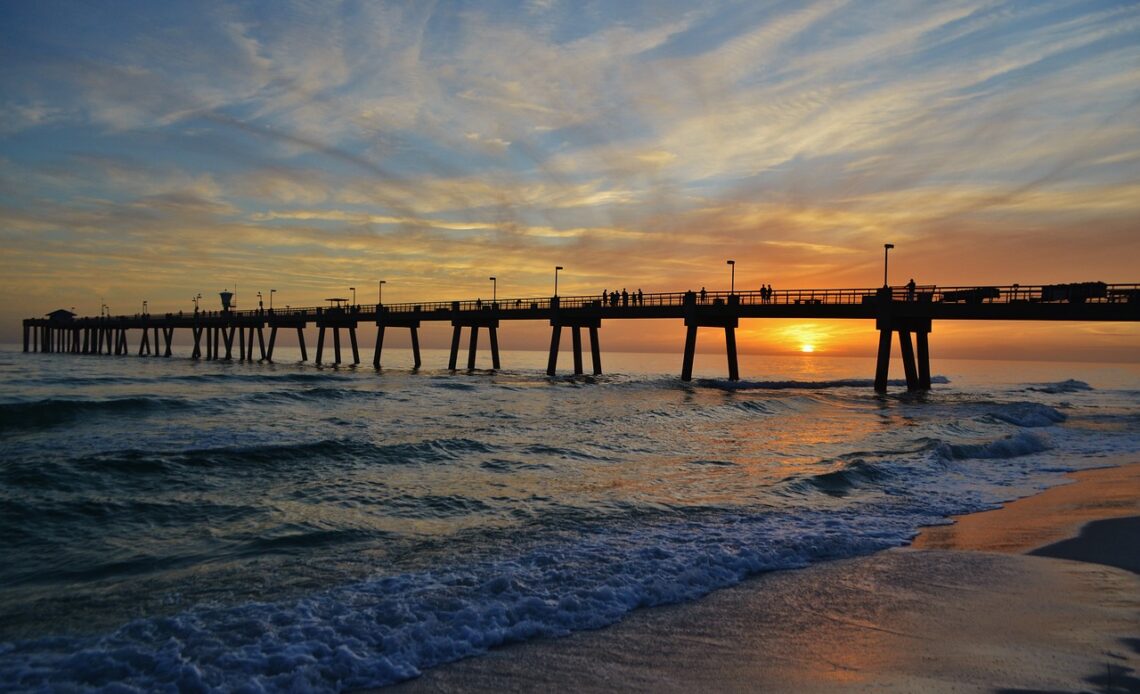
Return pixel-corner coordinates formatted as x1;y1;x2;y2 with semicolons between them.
378;280;386;305
883;243;895;288
726;259;735;295
350;287;356;306
257;291;263;309
489;276;497;303
142;300;148;315
554;266;563;297
270;289;276;310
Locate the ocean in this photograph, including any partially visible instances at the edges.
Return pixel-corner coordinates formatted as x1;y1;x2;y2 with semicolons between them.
1;345;1138;691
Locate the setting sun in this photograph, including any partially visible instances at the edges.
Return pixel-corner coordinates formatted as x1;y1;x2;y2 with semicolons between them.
801;344;815;353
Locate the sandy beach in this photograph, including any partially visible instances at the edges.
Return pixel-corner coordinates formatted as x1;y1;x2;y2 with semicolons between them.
388;463;1140;692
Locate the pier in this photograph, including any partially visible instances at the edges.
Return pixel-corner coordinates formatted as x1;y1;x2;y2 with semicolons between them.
23;282;1140;392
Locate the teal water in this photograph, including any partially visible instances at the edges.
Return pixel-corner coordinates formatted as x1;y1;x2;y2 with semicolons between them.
1;346;1138;691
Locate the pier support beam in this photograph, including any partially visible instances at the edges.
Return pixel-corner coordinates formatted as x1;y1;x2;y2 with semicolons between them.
411;327;422;369
874;328;892;393
373;325;385;369
874;317;932;393
725;325;740;381
916;330;931;390
448;325;462;370
571;327;583;375
898;329;919;391
447;320;499;371
680;294;740;382
223;326;236;360
467;326;479;370
297;327;308;361
349;326;359;365
373;320;424;370
316;326;326;365
547;317;601;377
488;326;501;370
589;326;602;375
546;325;561;376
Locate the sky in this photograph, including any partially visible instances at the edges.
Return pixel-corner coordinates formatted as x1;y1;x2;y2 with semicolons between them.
2;0;1139;360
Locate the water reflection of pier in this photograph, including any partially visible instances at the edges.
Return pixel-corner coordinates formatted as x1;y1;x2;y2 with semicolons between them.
23;283;1140;392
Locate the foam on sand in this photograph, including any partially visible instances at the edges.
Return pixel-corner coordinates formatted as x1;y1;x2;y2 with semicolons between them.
389;463;1140;693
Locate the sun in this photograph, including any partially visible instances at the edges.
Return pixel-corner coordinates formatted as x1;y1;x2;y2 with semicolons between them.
801;344;815;353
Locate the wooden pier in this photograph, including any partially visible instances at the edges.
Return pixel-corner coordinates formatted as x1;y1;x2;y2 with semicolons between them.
23;283;1140;392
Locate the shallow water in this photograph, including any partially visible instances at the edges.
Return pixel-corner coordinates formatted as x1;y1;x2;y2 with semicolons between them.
1;346;1138;691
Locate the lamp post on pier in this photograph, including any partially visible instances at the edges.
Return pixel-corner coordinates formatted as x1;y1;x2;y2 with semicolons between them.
350;287;356;308
377;280;385;306
257;291;263;310
193;294;201;312
142;300;147;315
554;266;563;297
883;243;895;288
489;276;497;303
727;259;735;295
270;289;276;310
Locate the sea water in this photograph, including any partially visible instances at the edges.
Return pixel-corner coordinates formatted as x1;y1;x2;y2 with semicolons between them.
1;345;1138;691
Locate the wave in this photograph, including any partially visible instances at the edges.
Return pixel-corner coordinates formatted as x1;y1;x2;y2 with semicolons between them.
795;459;891;497
1025;379;1093;394
704;376;950;390
243;386;382;405
934;431;1052;461
168;371;355;384
176;437;498;470
0;509;914;692
0;397;191;432
987;402;1066;428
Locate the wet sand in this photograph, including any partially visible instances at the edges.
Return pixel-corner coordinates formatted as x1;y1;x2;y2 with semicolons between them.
387;463;1140;692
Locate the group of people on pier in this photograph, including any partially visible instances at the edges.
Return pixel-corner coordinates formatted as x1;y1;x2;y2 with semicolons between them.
602;288;644;307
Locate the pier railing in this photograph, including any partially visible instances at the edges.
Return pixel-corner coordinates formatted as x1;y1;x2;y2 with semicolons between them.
137;282;1138;322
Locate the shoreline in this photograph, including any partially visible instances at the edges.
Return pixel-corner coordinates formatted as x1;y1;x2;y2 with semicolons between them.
387;463;1140;692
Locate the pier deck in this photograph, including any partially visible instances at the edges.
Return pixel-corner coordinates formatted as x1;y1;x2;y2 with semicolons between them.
23;283;1140;392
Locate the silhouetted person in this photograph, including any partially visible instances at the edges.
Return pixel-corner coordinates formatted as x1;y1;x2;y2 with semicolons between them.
637;288;643;305
700;287;707;303
907;278;916;301
622;289;628;306
602;289;608;305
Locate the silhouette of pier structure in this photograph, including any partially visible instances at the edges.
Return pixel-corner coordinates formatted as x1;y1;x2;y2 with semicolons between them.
23;282;1140;392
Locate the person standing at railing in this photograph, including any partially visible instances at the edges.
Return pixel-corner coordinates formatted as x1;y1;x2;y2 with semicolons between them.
637;288;643;306
907;278;916;301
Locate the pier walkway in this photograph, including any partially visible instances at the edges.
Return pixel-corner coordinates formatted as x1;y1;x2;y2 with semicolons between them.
23;282;1140;392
